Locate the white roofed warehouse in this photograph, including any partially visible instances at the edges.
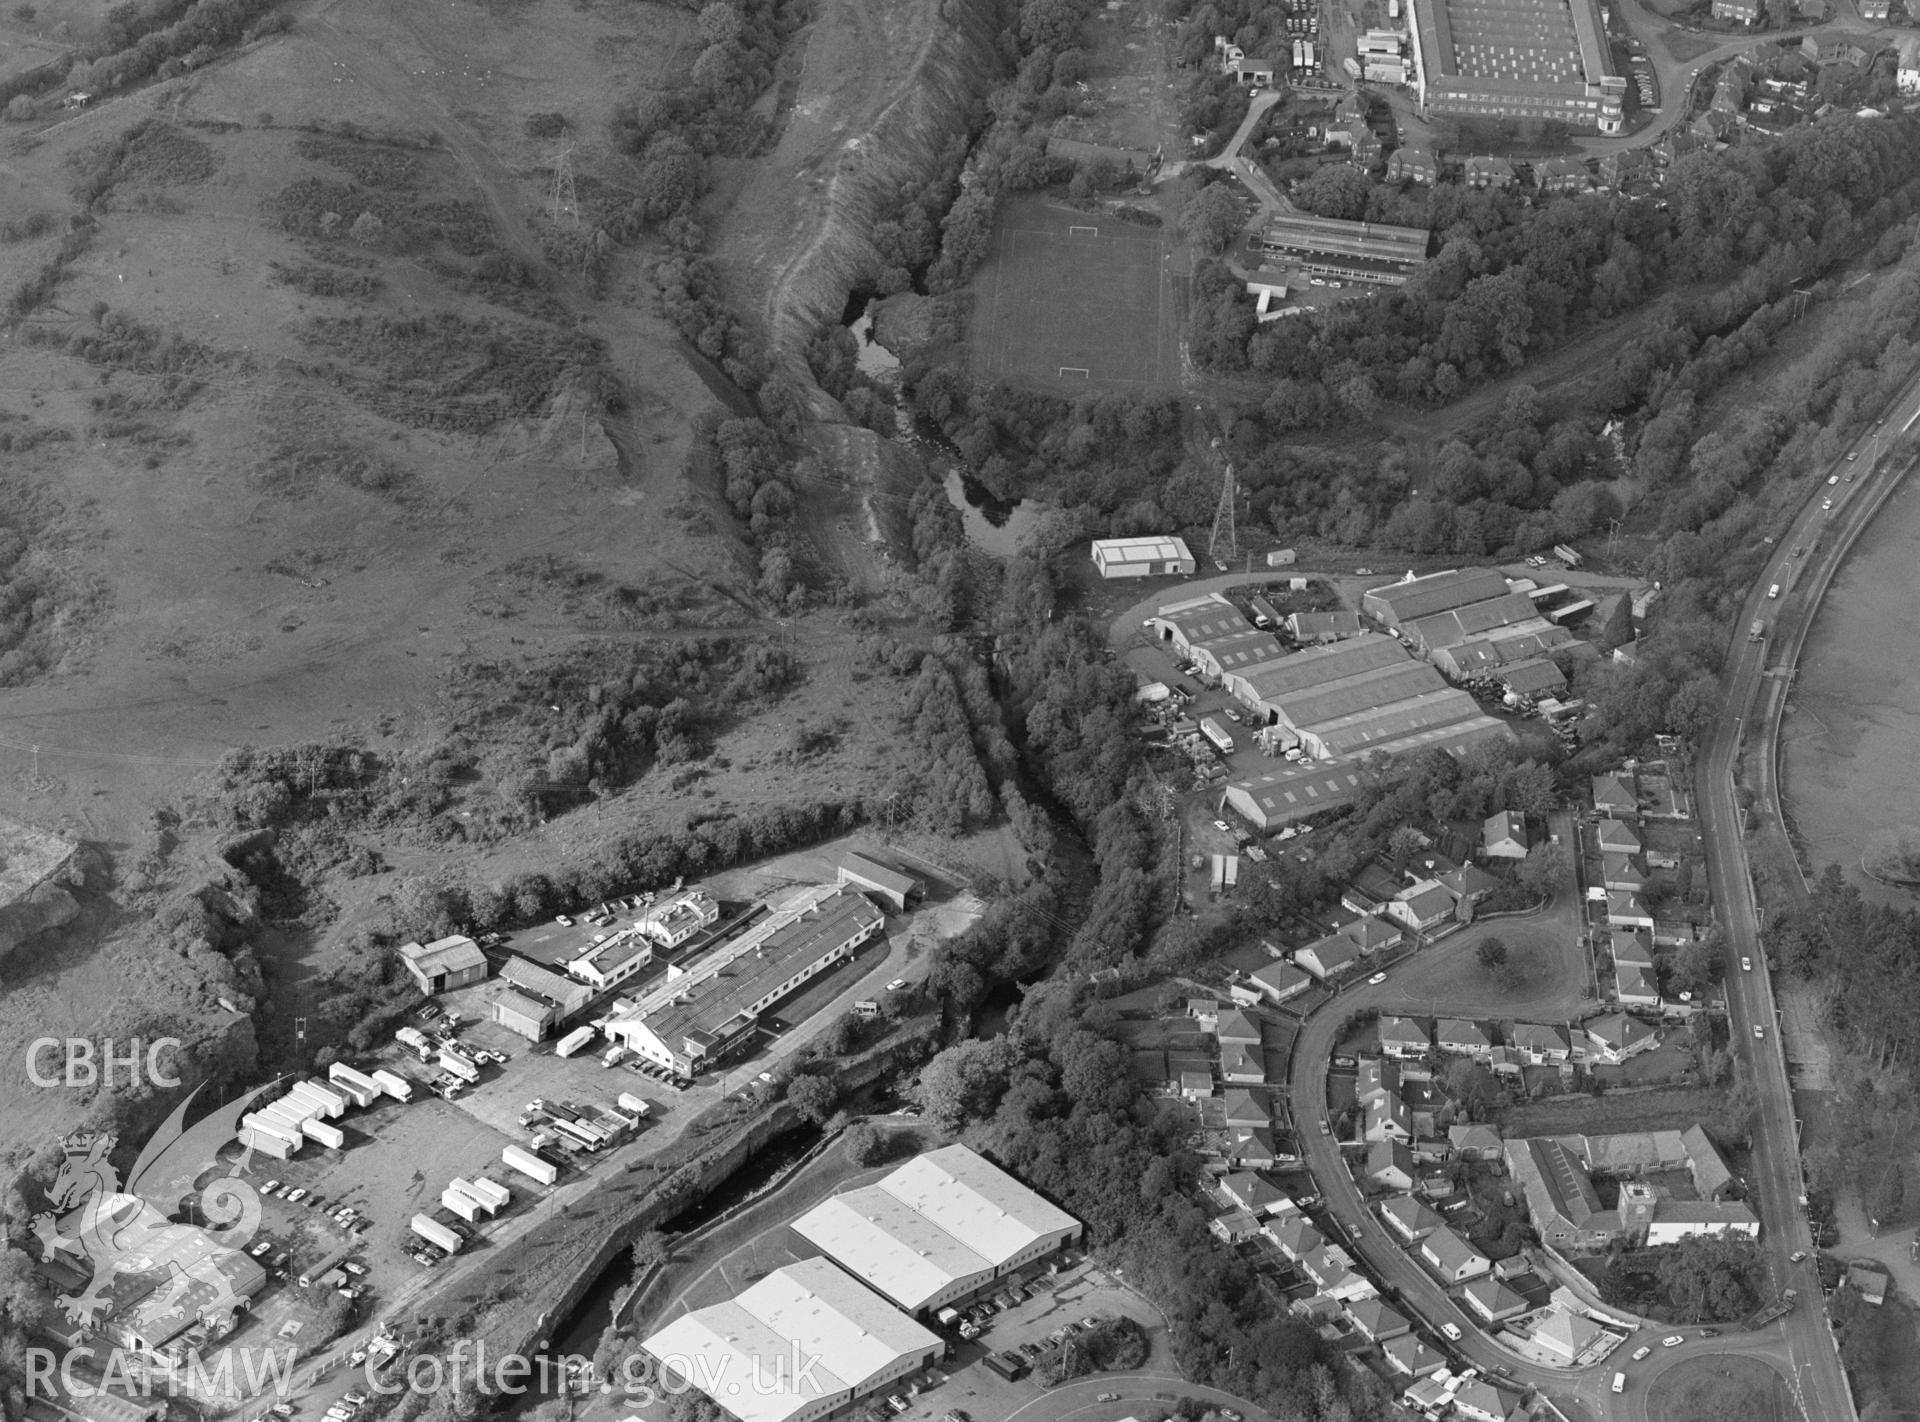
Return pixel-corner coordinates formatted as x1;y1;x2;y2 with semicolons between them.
791;1145;1082;1314
1092;535;1195;579
641;1257;942;1422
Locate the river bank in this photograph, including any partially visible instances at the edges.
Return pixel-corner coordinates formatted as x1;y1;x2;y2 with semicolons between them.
1780;474;1920;909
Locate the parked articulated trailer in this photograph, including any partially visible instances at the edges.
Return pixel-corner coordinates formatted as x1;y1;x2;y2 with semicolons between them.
438;1051;481;1084
502;1144;559;1186
555;1026;597;1058
328;1063;381;1106
466;1176;511;1212
441;1186;485;1223
301;1117;345;1149
411;1213;463;1255
370;1069;414;1102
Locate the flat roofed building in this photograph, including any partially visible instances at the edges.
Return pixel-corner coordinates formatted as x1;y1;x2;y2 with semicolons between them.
641;1257;942;1422
1093;536;1196;579
640;889;720;949
609;886;884;1075
1362;568;1511;629
1408;0;1625;132
1257;213;1431;285
792;1145;1082;1314
399;935;488;995
566;930;653;991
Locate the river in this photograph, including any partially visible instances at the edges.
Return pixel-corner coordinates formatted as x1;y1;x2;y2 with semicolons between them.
1780;474;1920;907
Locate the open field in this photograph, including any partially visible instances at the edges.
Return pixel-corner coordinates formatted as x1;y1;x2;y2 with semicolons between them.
969;197;1186;393
1647;1353;1794;1422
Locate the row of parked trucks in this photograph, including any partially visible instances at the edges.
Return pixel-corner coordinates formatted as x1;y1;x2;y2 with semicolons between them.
239;1063;418;1159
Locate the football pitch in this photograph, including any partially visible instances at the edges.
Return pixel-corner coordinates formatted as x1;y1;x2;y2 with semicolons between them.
970;198;1188;393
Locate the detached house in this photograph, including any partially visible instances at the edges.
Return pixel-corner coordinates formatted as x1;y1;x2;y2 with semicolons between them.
1295;932;1365;981
1462;1276;1527;1323
1438;865;1501;917
1221;1043;1266;1084
1380;1194;1443;1241
1601;852;1647;893
1366;1141;1417;1191
1509;1023;1570;1064
1249;959;1312;1006
1596;817;1642;854
1382;1335;1445;1377
1217;1008;1262;1046
1379;1016;1431;1058
1447;1123;1504;1159
1482;811;1529;861
1344;1297;1410;1342
1592;774;1637;817
1615;961;1661;1009
1609;930;1653;968
1386;879;1457;934
1357;1056;1401;1105
1417;1224;1490;1282
1585;1011;1658;1063
1268;1214;1324;1261
1435;1018;1494;1060
1221;1172;1289;1216
1607;892;1654;931
1365;1096;1413;1144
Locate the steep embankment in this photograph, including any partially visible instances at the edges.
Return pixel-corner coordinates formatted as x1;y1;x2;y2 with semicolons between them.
712;0;1007;405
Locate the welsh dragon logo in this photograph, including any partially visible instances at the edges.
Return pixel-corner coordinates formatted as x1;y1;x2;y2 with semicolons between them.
30;1081;283;1333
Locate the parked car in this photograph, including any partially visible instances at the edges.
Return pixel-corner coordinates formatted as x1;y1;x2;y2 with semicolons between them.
1096;1396;1120;1405
1631;1346;1651;1360
285;1188;307;1203
1212;819;1232;833
1742;956;1753;971
1662;1334;1684;1347
555;914;573;926
887;978;908;991
1442;1323;1462;1340
343;1261;368;1276
262;1180;281;1196
1369;972;1387;985
1790;1250;1809;1263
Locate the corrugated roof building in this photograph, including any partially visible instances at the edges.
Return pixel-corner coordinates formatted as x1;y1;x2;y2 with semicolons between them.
792;1145;1082;1314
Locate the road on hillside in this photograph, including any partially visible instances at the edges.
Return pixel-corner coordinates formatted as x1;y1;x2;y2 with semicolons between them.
1689;381;1920;1422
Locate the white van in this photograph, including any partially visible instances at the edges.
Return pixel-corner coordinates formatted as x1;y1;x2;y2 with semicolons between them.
1768;584;1781;598
1612;1373;1626;1394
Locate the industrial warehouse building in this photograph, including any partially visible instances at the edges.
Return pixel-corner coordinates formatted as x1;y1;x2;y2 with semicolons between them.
399;935;489;995
491;955;595;1040
1362;569;1512;630
1148;593;1256;658
1222;716;1511;830
1257;213;1430;285
1224;633;1409;713
1407;0;1625;132
607;884;885;1075
641;1257;942;1422
1091;535;1196;579
792;1145;1083;1315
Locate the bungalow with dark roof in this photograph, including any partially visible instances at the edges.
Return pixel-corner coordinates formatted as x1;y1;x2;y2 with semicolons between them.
1221;1043;1265;1084
1295;932;1365;981
1482;810;1529;861
1509;1023;1570;1064
1607;891;1654;930
1357;1057;1401;1105
1448;1123;1504;1159
1417;1224;1490;1282
1230;1125;1282;1169
1365;1096;1413;1144
1378;1016;1431;1058
1380;1194;1443;1241
1584;1012;1657;1063
1223;1087;1273;1128
1386;879;1457;934
1602;852;1647;894
1249;959;1313;1005
1592;774;1637;816
1438;864;1501;915
1367;1141;1417;1191
1345;1296;1411;1342
1210;1208;1261;1244
1609;930;1653;967
1615;961;1661;1009
1382;1334;1445;1377
1268;1215;1325;1261
1435;1018;1493;1059
1462;1275;1527;1323
1216;1008;1263;1046
1597;818;1643;855
1221;1172;1289;1215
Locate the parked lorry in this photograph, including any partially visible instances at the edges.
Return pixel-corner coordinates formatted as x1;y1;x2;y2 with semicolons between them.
1553;542;1583;567
301;1118;345;1149
370;1069;414;1103
1342;55;1361;78
441;1186;485;1223
502;1144;559;1186
1750;618;1766;642
328;1064;381;1106
438;1051;481;1084
293;1080;346;1118
601;1043;628;1069
410;1214;463;1255
1201;717;1235;755
1247;596;1281;628
465;1177;511;1212
395;1027;435;1061
617;1092;653;1119
555;1026;596;1058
